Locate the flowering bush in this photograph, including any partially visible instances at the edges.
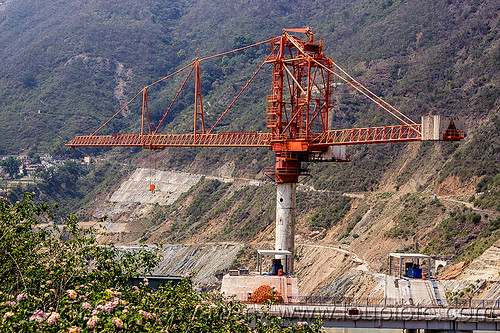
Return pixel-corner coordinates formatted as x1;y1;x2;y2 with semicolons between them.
0;194;323;332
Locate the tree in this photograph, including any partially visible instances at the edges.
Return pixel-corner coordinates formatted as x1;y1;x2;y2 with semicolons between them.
0;193;159;297
0;194;323;332
0;156;21;179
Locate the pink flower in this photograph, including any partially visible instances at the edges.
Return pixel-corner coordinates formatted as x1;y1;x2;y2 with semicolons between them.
3;311;14;320
87;315;99;329
29;310;46;323
112;317;123;328
46;280;52;285
67;289;77;299
81;302;91;310
91;310;100;315
139;310;155;319
46;312;60;325
68;326;82;333
103;301;114;312
16;292;28;302
6;301;16;306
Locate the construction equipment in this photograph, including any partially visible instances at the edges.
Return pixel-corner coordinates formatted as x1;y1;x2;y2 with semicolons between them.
67;28;463;274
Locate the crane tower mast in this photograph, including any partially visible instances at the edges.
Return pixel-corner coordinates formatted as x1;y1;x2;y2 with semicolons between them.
67;29;463;274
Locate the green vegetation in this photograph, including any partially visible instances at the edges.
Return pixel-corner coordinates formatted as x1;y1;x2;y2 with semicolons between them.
1;159;133;218
0;194;323;332
296;191;351;230
148;181;276;243
457;216;500;262
394;143;429;189
0;194;159;295
147;178;232;241
438;115;500;187
474;173;500;211
185;178;230;224
229;245;257;270
0;157;21;179
0;0;497;185
338;218;361;241
385;213;418;239
0;0;499;266
225;185;275;241
387;194;499;262
445;282;481;300
422;210;499;260
386;193;444;239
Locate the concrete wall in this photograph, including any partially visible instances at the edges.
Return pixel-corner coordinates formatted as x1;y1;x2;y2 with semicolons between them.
421;115;464;141
221;275;299;302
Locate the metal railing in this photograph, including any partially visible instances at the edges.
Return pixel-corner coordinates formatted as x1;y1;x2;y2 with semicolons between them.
286;296;500;309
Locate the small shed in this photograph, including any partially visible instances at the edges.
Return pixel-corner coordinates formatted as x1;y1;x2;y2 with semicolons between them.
389;253;432;278
257;250;292;275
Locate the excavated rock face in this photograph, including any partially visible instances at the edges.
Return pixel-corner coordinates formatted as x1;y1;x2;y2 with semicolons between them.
110;169;204;205
438;260;471;280
148;243;243;291
316;269;380;298
459;239;500;280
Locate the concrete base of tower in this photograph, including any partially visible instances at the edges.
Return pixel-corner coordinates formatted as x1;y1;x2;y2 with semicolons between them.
275;182;296;274
221;274;299;303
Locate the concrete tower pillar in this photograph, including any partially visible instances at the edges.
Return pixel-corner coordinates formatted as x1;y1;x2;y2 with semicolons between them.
275;182;296;274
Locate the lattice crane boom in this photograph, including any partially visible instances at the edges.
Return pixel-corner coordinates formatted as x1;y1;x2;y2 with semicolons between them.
67;29;463;274
67;29;462;154
66;124;422;148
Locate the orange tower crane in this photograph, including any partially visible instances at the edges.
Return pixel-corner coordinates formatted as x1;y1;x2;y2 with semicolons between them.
67;28;463;273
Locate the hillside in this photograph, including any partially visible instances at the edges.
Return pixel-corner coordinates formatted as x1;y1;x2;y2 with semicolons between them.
0;0;499;293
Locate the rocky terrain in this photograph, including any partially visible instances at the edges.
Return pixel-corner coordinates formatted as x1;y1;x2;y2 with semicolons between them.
0;0;498;301
84;162;500;300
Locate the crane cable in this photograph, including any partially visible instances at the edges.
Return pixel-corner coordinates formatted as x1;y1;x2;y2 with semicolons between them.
208;45;278;134
283;32;418;128
149;153;155;192
90;32;418;139
91;62;196;137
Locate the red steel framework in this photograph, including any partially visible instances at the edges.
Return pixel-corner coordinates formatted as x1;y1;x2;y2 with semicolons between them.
67;28;463;183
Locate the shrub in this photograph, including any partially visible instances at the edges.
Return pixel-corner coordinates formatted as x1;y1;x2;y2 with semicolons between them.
0;194;324;332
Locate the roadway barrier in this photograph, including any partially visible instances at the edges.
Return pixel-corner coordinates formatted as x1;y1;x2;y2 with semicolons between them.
285;296;500;309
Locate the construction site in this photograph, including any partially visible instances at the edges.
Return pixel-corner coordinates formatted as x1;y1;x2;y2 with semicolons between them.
67;28;500;328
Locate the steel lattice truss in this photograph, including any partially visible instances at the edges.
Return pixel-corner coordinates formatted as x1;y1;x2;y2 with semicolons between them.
67;28;462;182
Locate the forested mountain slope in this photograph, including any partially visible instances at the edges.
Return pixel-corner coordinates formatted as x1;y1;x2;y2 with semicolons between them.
0;0;498;271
